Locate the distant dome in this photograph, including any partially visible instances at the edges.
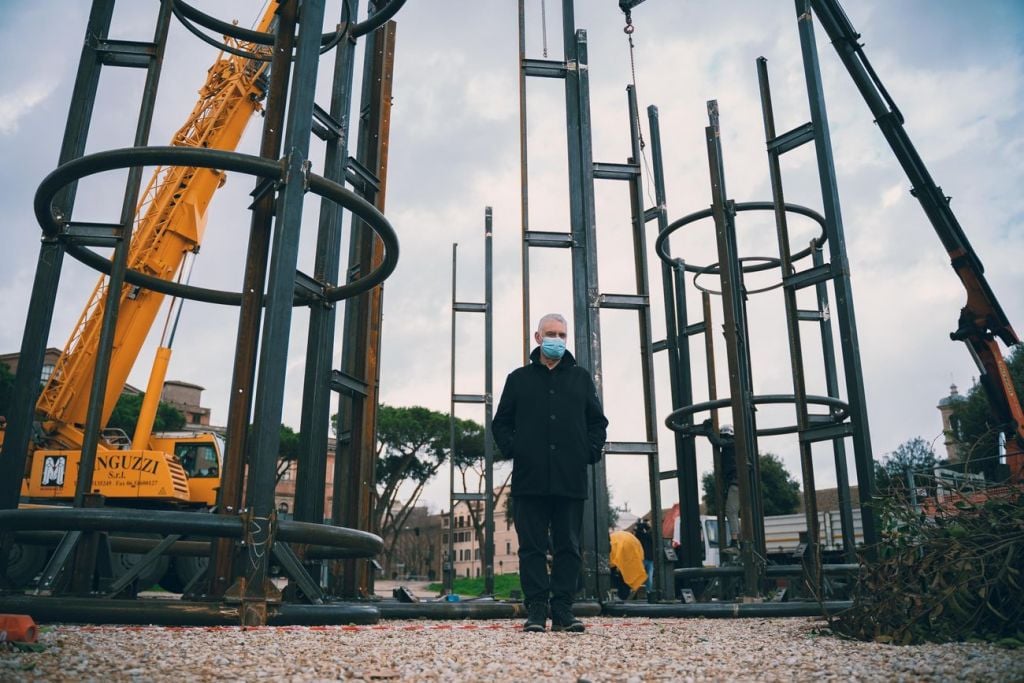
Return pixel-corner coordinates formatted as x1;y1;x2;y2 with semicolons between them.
937;383;964;408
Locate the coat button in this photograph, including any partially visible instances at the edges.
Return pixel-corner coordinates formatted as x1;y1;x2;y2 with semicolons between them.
550;445;556;450
549;389;554;394
550;414;556;420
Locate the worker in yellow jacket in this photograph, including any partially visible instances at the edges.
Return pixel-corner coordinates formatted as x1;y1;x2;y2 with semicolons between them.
609;529;648;600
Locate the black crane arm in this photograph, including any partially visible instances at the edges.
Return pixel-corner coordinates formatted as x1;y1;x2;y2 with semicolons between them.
809;0;1023;478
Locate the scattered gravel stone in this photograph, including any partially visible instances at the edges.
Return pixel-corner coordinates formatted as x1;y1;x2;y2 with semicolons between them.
0;617;1021;681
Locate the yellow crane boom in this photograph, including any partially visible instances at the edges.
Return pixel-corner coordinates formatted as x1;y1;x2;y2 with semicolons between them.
37;7;276;449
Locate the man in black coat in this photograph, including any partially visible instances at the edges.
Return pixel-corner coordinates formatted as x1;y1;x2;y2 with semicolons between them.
493;313;608;633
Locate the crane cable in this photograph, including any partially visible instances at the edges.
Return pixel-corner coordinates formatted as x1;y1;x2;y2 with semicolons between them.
623;10;657;208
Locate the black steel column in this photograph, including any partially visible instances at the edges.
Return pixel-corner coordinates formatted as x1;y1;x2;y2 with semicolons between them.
212;0;296;599
294;1;361;528
561;2;608;598
243;0;327;624
331;16;396;598
0;0;116;512
756;57;821;594
648;107;702;574
482;207;495;597
705;101;762;597
794;0;876;550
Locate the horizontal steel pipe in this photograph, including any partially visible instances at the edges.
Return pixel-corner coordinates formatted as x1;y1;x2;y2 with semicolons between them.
376;599;602;621
674;564;860;578
0;508;383;556
602;601;853;618
0;595;379;626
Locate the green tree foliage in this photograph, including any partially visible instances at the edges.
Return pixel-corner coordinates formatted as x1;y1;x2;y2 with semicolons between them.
331;405;485;557
874;436;938;495
948;345;1024;480
701;452;800;516
107;392;185;434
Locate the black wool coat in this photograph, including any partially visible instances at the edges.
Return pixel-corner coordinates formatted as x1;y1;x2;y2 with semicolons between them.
492;348;608;499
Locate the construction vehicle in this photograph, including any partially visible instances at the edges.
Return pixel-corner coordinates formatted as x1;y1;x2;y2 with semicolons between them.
1;4;278;585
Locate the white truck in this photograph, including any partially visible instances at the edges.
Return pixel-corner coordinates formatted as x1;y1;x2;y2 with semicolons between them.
673;509;864;566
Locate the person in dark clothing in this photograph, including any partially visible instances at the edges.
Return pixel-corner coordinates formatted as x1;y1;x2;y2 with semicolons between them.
633;518;655;592
702;420;739;554
493;313;609;633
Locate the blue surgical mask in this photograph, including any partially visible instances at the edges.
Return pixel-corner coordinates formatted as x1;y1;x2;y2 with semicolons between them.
540;336;566;360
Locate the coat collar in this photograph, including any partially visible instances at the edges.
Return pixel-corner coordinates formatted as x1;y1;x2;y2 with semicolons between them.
529;346;577;369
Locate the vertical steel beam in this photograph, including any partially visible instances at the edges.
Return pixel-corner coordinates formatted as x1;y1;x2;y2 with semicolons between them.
793;0;877;550
648;107;702;575
561;5;608;599
294;1;361;528
242;0;327;624
332;17;396;598
482;207;495;597
755;57;821;594
813;244;857;562
704;101;763;597
622;86;666;598
0;0;116;512
445;244;458;595
516;0;531;367
211;0;297;599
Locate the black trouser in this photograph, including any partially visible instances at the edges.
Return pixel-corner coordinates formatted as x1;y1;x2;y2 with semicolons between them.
513;495;584;610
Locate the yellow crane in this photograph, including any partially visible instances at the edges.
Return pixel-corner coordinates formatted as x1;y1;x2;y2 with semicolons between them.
19;4;278;508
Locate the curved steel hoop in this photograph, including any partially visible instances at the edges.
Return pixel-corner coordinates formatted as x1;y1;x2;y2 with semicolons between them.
172;0;408;61
34;145;399;305
664;393;850;436
655;201;828;273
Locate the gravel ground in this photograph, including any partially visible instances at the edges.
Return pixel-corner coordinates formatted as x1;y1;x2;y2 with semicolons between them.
1;617;1021;682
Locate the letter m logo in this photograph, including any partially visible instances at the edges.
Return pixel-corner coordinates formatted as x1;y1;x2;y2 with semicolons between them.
41;456;67;487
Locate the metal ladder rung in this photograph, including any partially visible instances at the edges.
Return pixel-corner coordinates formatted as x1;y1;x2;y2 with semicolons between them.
62;222;124;248
683;321;707;336
453;393;486;404
311;103;345;142
522;58;568;78
592;162;640;181
453;302;487;313
524;230;573;248
597;293;648;310
294;270;324;300
784;263;833;290
96;39;158;68
799;422;854;444
346;156;381;194
767;122;815;155
652;339;669;353
604;441;657;455
452;492;487;502
643;207;662;223
330;369;368;398
796;308;827;322
659;469;679;481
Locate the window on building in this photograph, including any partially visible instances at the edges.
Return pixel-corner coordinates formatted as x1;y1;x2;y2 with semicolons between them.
475;567;480;578
506;518;512;530
474;548;480;560
506;542;511;555
40;363;55;385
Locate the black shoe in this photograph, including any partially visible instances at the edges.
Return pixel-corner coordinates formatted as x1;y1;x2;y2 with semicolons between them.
722;540;739;556
523;604;547;633
551;607;584;633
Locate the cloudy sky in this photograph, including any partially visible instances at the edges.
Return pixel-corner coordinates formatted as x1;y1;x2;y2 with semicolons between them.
2;1;1022;517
